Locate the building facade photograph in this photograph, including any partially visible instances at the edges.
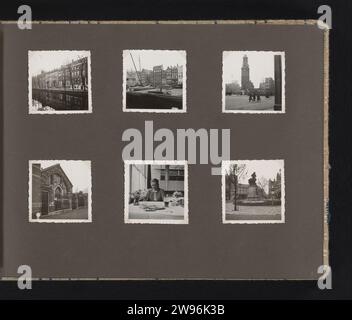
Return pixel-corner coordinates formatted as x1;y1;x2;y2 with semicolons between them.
29;51;91;113
123;50;186;112
30;160;91;222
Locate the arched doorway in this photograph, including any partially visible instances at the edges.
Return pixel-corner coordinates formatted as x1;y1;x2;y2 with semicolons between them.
54;186;63;211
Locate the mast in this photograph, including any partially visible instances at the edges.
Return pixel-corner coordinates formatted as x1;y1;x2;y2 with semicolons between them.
129;52;143;86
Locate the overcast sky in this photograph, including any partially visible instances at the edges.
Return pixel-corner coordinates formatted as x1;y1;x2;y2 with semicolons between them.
223;51;280;87
124;50;186;71
225;160;283;192
39;160;91;193
29;51;89;77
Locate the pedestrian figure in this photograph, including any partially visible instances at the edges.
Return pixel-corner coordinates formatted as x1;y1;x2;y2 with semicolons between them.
257;94;261;102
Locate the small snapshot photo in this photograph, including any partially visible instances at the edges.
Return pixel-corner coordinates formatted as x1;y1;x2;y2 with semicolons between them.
29;160;92;223
222;51;285;113
124;160;188;224
28;50;92;114
123;49;186;112
222;160;285;224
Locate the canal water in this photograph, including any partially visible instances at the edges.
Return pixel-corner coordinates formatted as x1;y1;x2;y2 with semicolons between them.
32;89;88;111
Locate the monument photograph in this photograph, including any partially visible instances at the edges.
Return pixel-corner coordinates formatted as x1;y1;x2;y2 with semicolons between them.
222;160;285;223
124;160;188;224
123;50;186;112
29;160;92;223
222;51;285;113
28;50;92;114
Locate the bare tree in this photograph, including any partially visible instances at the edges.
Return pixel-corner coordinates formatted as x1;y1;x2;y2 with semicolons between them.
227;164;247;211
257;177;268;198
257;177;268;189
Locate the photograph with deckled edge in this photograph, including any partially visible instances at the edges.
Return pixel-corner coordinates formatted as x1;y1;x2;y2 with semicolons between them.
222;51;285;113
222;159;285;224
29;160;92;223
28;50;92;114
124;160;189;224
122;49;186;113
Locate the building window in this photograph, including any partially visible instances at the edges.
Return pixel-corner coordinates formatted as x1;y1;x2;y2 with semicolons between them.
160;169;184;181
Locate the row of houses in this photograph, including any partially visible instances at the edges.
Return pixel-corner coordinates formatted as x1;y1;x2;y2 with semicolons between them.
32;57;89;91
126;64;183;87
226;77;275;96
259;77;275;95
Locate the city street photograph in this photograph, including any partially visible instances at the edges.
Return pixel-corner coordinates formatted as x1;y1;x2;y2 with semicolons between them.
222;160;285;223
124;160;188;224
123;49;186;112
28;50;92;114
222;51;285;113
29;160;92;223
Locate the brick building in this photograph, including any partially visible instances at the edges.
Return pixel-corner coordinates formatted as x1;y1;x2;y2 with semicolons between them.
165;66;179;85
268;171;282;199
259;77;275;95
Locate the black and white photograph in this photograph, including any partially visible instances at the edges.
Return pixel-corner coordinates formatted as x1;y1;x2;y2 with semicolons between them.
29;160;92;223
123;50;186;112
222;160;285;224
28;50;92;114
124;160;188;224
222;51;285;113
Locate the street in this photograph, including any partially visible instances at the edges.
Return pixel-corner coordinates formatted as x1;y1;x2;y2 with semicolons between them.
40;207;89;220
225;95;275;111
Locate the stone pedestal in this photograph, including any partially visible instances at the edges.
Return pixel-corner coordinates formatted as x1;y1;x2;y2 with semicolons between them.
247;185;259;200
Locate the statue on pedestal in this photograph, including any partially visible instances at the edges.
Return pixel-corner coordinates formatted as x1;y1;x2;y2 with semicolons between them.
248;172;257;186
247;172;259;200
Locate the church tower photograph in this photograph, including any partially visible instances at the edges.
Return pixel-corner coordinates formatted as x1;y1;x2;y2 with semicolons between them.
241;54;253;91
223;51;285;113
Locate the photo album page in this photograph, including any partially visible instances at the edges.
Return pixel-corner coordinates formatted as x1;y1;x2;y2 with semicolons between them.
0;21;328;280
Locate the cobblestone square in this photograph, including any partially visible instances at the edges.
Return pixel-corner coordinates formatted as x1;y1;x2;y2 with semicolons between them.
225;95;275;111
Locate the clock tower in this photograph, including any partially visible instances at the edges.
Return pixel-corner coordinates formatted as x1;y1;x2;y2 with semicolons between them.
241;54;250;90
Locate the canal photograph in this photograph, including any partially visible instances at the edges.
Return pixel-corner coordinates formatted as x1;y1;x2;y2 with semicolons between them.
28;50;92;114
123;49;186;112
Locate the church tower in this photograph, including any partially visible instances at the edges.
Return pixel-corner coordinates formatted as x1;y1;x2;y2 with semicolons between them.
241;54;250;90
